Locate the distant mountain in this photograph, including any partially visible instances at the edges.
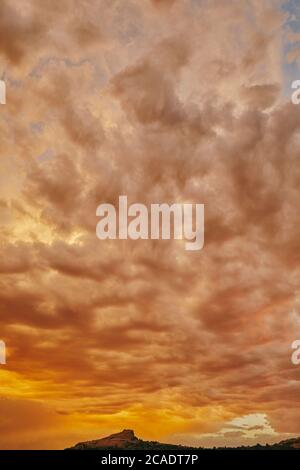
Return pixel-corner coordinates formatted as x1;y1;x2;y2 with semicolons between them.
67;429;194;450
66;429;300;450
270;437;300;450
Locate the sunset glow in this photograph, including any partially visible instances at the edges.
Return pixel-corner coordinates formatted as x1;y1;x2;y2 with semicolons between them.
0;0;300;450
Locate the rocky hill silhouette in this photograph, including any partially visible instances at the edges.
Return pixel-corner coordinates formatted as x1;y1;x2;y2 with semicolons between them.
66;429;300;450
67;429;191;450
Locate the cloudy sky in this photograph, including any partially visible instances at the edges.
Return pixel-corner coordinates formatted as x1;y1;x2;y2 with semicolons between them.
0;0;300;449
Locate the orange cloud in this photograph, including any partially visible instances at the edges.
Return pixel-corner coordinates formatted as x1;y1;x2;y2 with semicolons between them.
0;0;299;449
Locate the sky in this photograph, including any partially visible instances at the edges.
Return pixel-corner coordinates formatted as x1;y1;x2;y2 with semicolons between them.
0;0;300;449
